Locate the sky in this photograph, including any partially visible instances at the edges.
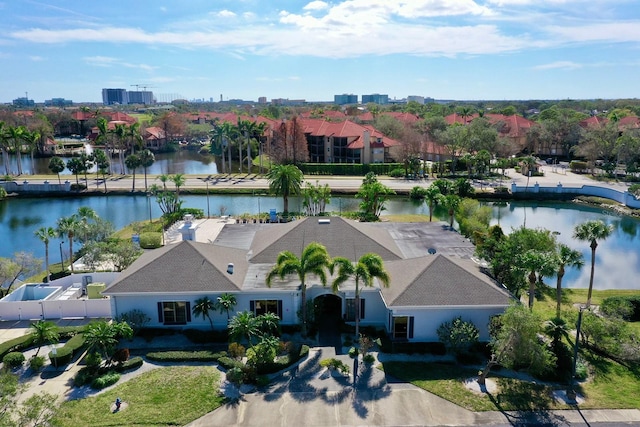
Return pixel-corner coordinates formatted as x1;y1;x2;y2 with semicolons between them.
1;0;640;104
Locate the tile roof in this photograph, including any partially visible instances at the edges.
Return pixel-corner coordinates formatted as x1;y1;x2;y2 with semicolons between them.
103;240;246;294
249;217;404;263
381;255;513;307
444;113;535;138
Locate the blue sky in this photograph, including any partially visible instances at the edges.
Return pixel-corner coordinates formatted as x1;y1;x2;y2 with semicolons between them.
1;0;640;103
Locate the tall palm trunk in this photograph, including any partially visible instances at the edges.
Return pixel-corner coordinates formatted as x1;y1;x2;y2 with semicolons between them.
586;244;597;308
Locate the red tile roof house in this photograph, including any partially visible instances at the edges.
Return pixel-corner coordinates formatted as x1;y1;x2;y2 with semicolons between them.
142;126;167;150
301;119;402;164
102;217;513;342
444;112;536;154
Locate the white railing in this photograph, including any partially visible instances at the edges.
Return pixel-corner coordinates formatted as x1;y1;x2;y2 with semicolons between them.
511;182;640;209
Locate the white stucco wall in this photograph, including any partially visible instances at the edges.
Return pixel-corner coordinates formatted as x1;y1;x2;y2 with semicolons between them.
390;306;507;341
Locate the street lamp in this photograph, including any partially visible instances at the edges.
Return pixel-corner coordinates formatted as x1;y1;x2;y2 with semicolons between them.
59;241;65;273
567;306;586;402
206;179;210;218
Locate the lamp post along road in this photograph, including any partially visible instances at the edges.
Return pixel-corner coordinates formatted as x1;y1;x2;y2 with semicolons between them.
59;241;65;272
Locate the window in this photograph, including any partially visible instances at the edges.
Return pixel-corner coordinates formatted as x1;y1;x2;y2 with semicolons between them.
250;300;282;318
345;298;365;322
157;301;191;325
392;316;414;339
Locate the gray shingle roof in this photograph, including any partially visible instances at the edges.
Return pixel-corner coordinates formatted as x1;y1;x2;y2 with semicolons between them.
249;217;404;263
382;254;513;307
103;240;246;294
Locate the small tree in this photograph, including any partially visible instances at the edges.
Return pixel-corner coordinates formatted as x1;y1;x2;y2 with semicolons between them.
216;293;237;321
437;317;479;359
192;296;216;330
356;172;395;221
478;304;556;385
29;320;59;357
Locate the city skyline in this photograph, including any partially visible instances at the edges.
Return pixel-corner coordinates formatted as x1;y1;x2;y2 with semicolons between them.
1;1;639;104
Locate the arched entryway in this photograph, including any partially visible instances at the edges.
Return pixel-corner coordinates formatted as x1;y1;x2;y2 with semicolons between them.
314;294;342;350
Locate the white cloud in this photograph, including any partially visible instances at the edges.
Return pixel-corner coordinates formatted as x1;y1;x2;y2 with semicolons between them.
534;61;582;70
82;55;156;71
303;1;329;11
218;10;236;18
29;55;45;61
545;21;640;44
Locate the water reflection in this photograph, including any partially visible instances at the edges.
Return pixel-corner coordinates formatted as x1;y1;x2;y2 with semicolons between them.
489;200;640;290
0;195;638;291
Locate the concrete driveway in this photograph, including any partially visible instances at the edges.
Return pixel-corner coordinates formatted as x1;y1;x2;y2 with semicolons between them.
186;346;640;427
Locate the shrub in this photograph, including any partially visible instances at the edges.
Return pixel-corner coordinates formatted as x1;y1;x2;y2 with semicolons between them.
436;317;480;358
570;160;588;173
111;348;130;365
348;347;358;358
139;232;162;249
0;335;35;360
218;356;244;371
409;186;427;200
226;367;244;384
494;186;509;194
74;367;94;387
84;352;102;370
228;342;246;359
575;358;589;381
320;358;349;374
3;352;25;370
49;333;86;367
389;168;406;178
29;355;45;372
117;309;151;334
601;296;640;321
116;356;144;373
91;372;120;389
363;354;375;364
184;328;228;343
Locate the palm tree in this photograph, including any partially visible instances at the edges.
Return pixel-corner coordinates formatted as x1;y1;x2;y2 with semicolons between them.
95;117;112;174
48;156;65;185
83;320;133;364
192;296;216;330
113;123;127;174
266;242;330;336
30;320;59;356
34;227;56;282
554;244;584;318
266;164;303;216
255;312;281;336
76;207;97;244
170;173;185;200
573;220;613;308
517;250;557;310
229;311;259;347
92;149;110;193
138;149;155;191
443;194;461;229
216;293;237;321
157;174;169;190
0;121;11;175
23;130;41;175
124;154;141;192
56;216;80;273
424;185;443;222
9;125;25;175
127;122;143;155
331;253;390;340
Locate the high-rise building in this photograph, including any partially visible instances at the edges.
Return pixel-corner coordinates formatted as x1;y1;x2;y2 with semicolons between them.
407;96;425;104
102;88;128;105
334;94;358;105
127;91;154;105
44;98;73;107
12;97;35;107
361;94;389;104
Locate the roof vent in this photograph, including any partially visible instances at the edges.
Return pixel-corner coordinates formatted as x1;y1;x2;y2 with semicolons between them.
227;263;234;274
428;248;437;255
318;218;331;224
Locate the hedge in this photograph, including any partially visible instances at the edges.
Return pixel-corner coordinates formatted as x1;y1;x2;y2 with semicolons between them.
145;350;227;362
115;356;144;372
3;352;26;369
139;232;162;249
49;333;86;366
184;328;229;343
255;343;310;375
297;163;403;176
0;327;83;360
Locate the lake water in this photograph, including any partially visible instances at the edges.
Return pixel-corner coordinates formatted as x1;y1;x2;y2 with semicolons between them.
0;195;638;290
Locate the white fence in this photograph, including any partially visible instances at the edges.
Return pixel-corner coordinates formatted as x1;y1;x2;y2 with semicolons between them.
511;182;640;209
0;180;72;193
0;273;118;321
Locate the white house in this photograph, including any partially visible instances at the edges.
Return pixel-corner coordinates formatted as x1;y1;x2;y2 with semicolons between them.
102;217;514;342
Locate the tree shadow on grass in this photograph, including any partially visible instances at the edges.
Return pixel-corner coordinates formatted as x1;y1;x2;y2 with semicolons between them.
487;380;569;426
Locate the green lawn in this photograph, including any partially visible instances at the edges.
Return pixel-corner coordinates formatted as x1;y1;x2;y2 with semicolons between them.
52;366;225;427
381;362;569;412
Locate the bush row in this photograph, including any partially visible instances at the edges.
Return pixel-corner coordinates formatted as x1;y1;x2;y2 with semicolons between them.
0;326;82;360
256;344;310;375
601;295;640;321
49;333;86;366
297;163;403;176
146;350;228;362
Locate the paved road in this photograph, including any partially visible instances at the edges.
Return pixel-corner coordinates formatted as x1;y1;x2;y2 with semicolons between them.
15;167;631;195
